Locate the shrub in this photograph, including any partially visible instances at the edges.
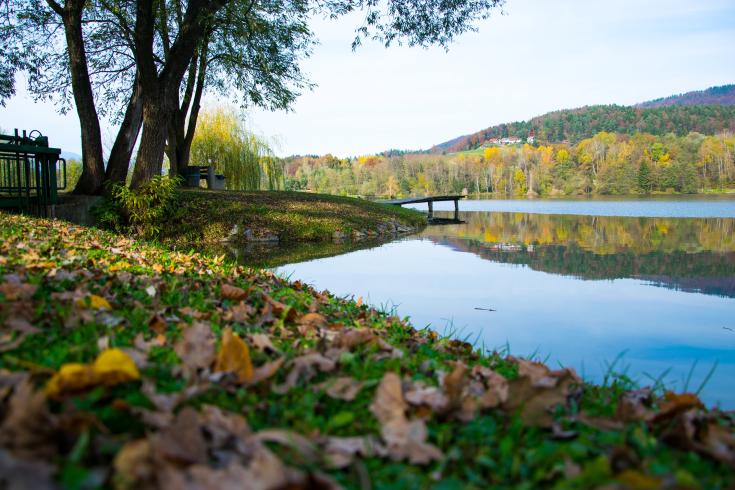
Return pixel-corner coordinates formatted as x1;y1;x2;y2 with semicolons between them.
94;176;181;239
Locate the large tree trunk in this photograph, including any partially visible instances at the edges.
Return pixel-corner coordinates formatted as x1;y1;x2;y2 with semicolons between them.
105;74;144;186
130;0;220;188
130;89;169;188
55;0;106;195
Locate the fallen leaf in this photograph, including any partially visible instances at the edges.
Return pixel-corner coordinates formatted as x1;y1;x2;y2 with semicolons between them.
148;314;167;334
0;280;38;301
0;448;57;490
317;376;364;401
249;332;278;353
273;353;336;394
175;321;215;378
45;348;140;398
370;372;443;464
322;435;384;468
76;294;111;310
114;439;155;487
151;407;208;465
502;358;580;427
221;284;249;301
297;312;328;331
404;383;449;412
0;380;57;460
249;357;285;385
651;391;704;424
254;429;319;463
214;327;253;383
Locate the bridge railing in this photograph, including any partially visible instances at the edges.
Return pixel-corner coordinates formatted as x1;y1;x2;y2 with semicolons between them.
0;130;67;216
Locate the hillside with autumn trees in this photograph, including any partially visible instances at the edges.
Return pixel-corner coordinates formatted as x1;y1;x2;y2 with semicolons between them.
285;131;735;197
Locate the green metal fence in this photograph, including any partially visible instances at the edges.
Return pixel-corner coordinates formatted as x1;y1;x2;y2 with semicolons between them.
0;129;67;216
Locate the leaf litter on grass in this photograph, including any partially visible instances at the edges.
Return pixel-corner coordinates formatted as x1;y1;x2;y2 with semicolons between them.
0;212;733;489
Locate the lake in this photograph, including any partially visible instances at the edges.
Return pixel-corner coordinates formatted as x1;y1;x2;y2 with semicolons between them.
261;198;735;407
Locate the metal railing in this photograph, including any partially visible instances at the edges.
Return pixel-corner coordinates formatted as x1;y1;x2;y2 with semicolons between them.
0;129;67;216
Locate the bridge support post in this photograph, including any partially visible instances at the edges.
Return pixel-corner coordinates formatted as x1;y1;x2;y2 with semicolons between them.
427;200;433;218
454;199;459;221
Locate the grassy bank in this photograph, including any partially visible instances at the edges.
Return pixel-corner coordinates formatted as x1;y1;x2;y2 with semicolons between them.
0;212;733;489
156;190;426;247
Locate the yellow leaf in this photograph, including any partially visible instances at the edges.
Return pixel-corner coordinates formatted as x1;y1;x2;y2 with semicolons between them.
214;327;253;383
108;261;131;272
76;294;111;310
93;348;141;385
45;348;139;398
45;363;96;398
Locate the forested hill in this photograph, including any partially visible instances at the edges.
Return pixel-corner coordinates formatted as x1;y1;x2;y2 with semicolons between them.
433;85;735;153
434;104;735;153
636;84;735;108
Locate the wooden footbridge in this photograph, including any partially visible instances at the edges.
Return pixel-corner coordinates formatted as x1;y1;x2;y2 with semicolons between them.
380;194;465;221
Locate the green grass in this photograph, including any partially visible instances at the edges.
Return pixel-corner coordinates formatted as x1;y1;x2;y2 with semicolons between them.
0;211;733;489
157;189;426;248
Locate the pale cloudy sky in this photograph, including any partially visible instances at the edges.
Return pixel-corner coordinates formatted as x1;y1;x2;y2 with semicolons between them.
1;0;734;157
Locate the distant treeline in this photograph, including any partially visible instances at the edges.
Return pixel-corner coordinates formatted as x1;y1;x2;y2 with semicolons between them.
284;131;735;197
433;104;735;153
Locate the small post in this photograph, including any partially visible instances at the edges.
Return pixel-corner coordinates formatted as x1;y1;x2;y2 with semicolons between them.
428;200;433;219
454;198;459;221
207;158;215;189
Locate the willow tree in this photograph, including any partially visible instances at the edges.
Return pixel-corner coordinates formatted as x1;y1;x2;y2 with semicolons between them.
190;107;283;190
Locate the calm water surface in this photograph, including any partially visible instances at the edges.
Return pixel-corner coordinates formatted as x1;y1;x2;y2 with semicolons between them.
268;199;735;407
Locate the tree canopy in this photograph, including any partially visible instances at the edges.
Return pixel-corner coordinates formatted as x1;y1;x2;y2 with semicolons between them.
1;0;505;193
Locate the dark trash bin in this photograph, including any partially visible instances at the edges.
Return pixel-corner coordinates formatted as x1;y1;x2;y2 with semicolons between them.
182;166;201;188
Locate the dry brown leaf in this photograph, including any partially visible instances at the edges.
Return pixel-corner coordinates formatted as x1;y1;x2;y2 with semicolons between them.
148;314;167;334
221;284;249;301
404;383;449;412
254;429;319;463
150;407;208;465
4;317;39;335
0;380;57;461
200;405;252;448
175;321;215;377
370;372;407;423
249;357;285;385
333;328;376;350
0;448;58;490
442;362;468;409
114;439;155;487
616;388;654;422
471;365;509;408
317;376;364;401
273;353;336;394
651;391;704;424
263;294;298;322
322;435;385;468
370;372;443;464
296;312;328;331
502;358;580;427
0;280;38;301
249;333;278;354
214;327;253;383
223;302;255;323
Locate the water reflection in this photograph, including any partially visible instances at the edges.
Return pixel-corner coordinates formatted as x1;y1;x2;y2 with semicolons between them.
266;208;735;407
421;212;735;298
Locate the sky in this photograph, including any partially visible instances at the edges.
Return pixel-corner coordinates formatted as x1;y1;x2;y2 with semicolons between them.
1;0;734;158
